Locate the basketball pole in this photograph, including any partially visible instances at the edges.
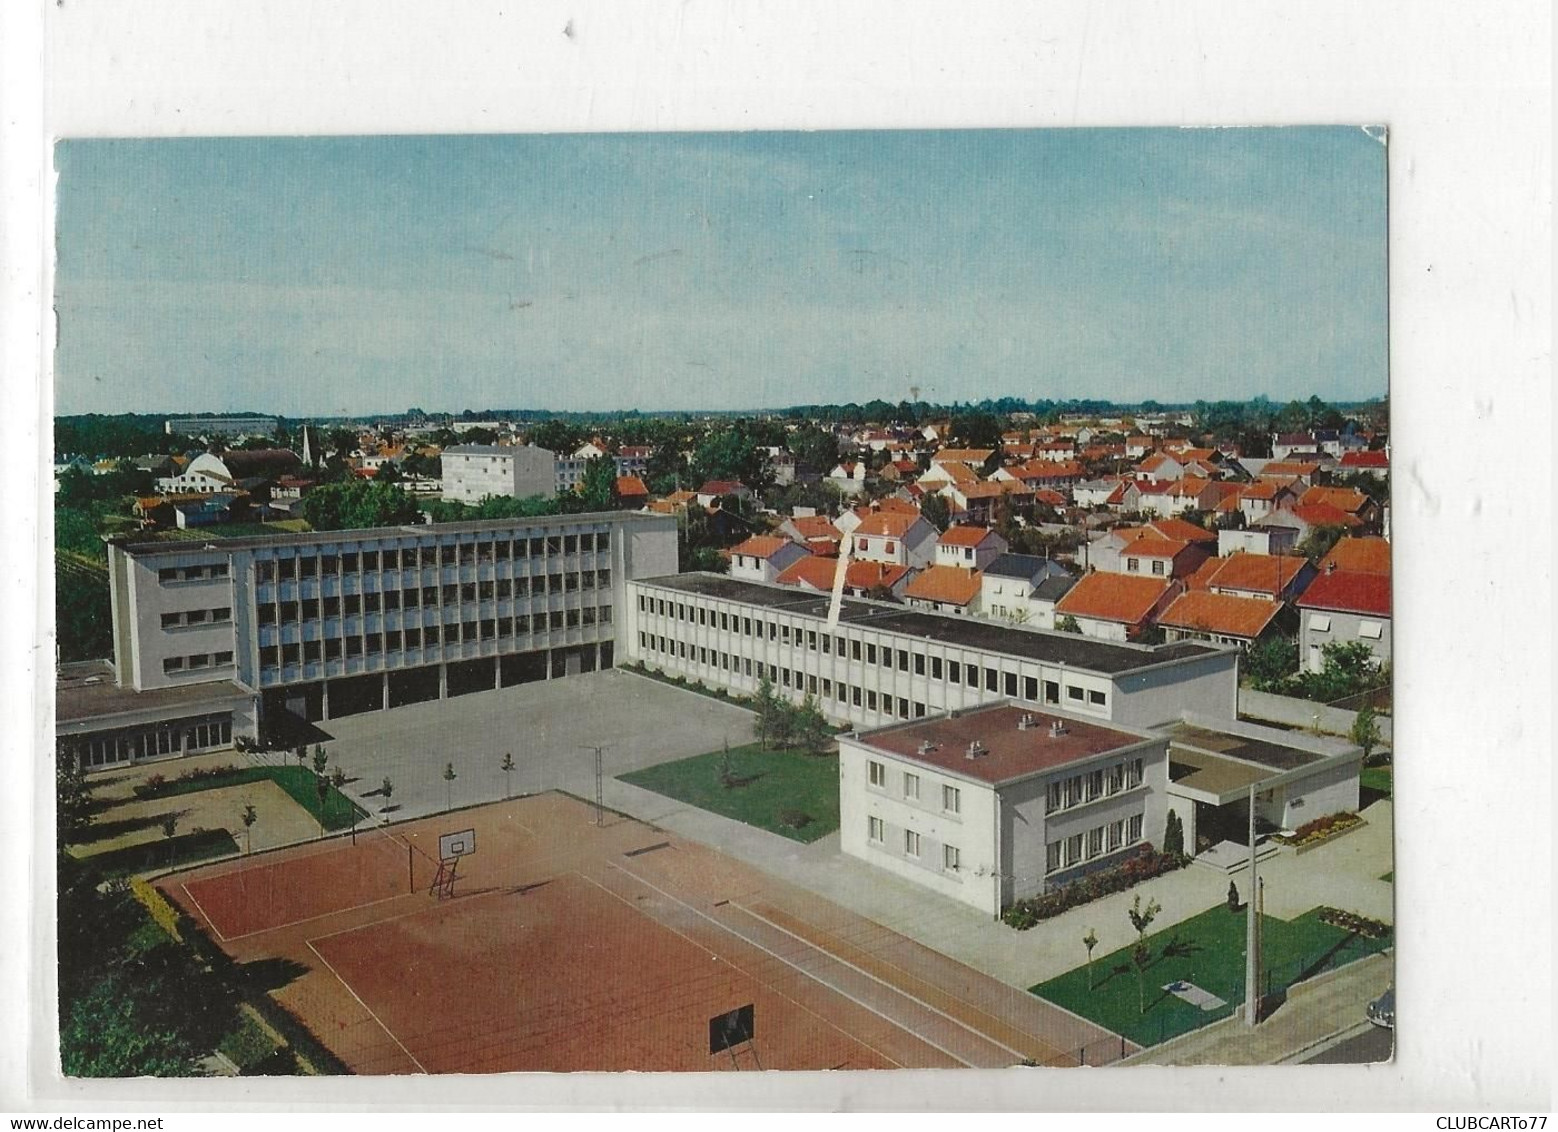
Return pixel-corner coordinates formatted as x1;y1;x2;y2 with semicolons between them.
580;745;608;826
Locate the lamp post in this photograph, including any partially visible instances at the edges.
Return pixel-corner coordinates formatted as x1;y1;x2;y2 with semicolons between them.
1244;783;1262;1025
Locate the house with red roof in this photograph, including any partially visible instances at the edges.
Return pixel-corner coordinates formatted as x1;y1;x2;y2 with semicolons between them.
615;475;650;509
774;556;913;600
1299;485;1379;527
935;525;1009;571
727;535;811;584
1295;567;1393;673
1053;573;1181;642
1319;536;1392;576
777;513;843;557
1338;449;1390;478
1101;529;1212;581
848;510;938;568
695;480;753;508
1158;591;1285;650
1194;553;1316;603
902;565;984;616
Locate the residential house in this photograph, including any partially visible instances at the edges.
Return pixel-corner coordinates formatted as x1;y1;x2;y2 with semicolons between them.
1194;553;1315;603
1105;530;1212;582
827;461;870;496
695;480;754;508
930;448;996;470
1299;485;1379;528
980;554;1072;626
1295;568;1392;674
777;513;843;557
1217;525;1299;558
1028;574;1079;630
1053;573;1181;642
902;565;984;616
727;535;812;585
935;526;1009;571
1157;591;1284;650
1238;478;1300;524
1338;449;1390;479
1319;536;1391;576
775;556;913;600
849;511;939;569
615;475;650;510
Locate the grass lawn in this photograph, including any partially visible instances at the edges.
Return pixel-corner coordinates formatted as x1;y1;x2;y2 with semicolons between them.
139;765;366;831
618;742;839;843
1031;904;1393;1048
83;828;241;878
1360;765;1393;798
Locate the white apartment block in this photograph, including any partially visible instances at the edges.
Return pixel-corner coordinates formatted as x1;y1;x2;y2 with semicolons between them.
624;574;1240;733
839;703;1169;916
440;444;556;503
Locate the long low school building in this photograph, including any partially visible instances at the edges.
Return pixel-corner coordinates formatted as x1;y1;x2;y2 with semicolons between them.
623;573;1241;731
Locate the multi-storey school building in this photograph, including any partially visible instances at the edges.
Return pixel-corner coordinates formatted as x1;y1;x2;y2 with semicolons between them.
60;512;677;769
623;573;1242;731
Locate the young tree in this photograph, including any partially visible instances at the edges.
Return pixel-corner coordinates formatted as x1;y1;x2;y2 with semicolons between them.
160;814;180;865
380;777;394;817
1244;634;1299;691
753;674;781;749
501;752;516;799
1127;894;1162;1015
442;762;458;812
314;775;330;836
1164;810;1185;858
295;745;307;770
794;696;832;756
240;804;257;854
717;739;734;789
1350;705;1383;763
311;744;329;777
1055;614;1082;634
56;754;93;848
1083;928;1100;991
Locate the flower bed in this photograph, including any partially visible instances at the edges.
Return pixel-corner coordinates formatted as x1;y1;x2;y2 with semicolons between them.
1273;810;1363;850
1001;848;1189;931
1317;906;1392;940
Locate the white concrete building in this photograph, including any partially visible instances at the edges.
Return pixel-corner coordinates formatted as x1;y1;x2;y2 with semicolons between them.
838;703;1169;916
625;573;1240;732
440;444;556;504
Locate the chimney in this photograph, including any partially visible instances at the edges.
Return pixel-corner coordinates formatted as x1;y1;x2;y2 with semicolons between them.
965;740;988;759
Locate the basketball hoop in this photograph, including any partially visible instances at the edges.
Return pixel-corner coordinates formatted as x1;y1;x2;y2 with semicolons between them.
429;828;476;900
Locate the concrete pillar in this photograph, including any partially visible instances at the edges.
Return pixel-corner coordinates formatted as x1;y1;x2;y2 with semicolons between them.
494;656;502;690
382;672;390;711
321;680;331;721
439;663;448;699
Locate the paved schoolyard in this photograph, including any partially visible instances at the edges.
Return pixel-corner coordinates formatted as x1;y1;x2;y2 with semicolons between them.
312;669;761;824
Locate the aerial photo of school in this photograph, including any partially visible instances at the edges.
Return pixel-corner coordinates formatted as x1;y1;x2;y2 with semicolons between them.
50;128;1394;1076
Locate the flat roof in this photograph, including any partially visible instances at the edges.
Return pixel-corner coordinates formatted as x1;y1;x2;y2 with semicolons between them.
56;661;252;725
112;510;675;558
639;573;1225;676
1165;721;1327;773
1166;748;1270;798
852;703;1153;786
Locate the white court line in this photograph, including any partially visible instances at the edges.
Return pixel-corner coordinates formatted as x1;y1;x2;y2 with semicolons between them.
592;866;953;1069
225;889;419;943
306;938;429;1074
577;870;905;1070
179;882;227;944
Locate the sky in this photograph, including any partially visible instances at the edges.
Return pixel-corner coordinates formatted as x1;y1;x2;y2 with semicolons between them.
53;128;1388;417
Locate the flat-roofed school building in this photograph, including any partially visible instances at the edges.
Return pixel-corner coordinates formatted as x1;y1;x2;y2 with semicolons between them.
64;512;678;768
838;703;1170;916
624;573;1240;732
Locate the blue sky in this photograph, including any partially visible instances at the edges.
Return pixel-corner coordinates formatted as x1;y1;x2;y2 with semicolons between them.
54;128;1387;416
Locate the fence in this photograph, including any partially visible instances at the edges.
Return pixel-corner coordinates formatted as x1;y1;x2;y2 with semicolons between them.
1238;688;1393;745
1028;1032;1133;1068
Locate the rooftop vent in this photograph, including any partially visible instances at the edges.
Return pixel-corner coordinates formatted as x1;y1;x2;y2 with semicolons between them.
965;740;989;760
916;740;940;756
1048;719;1069;738
1016;713;1037;731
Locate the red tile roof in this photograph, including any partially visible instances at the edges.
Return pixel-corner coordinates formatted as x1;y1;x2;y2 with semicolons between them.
939;525;996;548
1340;450;1390;469
933;448;996;465
1148;517;1218;545
854;511;922;538
1290;502;1363;529
1118;537;1192;560
1296;570;1392;617
1159;591;1282;640
1203;554;1309;596
903;565;983;606
776;557;908;593
729;535;796;560
1300;486;1371;514
615;474;649;497
1054;573;1175;625
1319;536;1391;576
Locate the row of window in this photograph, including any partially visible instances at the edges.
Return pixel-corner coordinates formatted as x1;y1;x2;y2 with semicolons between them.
1124;557;1169;576
252;533;611;583
256;573;610;624
1309;614;1385;640
865;817;961;872
867;760;960;813
157;563;230;584
160;606;232;630
258;608;609;668
1044;758;1145;814
163;650;235;674
65;716;233;768
638;595;1110;709
1045;815;1144;874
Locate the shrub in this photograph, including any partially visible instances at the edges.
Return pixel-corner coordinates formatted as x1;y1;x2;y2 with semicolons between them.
1317;906;1391;940
778;809;813;830
1001;848;1188;930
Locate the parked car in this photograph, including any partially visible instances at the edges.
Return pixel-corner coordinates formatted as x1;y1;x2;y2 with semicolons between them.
1367;987;1395;1029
